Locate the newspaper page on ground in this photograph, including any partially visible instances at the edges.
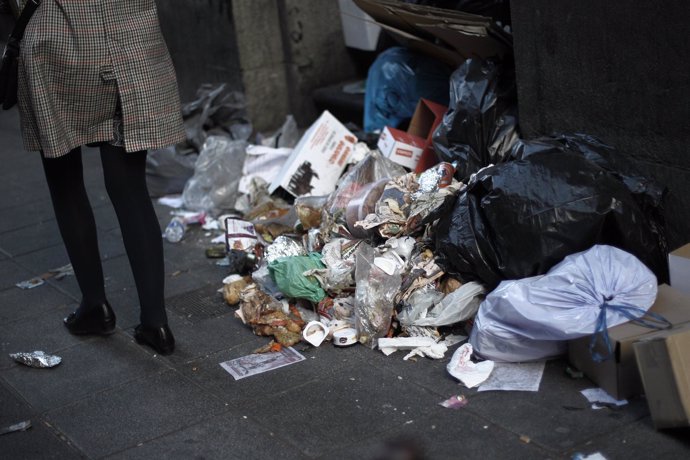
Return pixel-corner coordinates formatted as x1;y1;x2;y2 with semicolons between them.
219;346;306;380
477;361;546;392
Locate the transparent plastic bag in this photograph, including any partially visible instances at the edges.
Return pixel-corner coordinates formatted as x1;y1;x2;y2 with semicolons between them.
398;281;485;327
145;146;198;197
182;136;248;212
354;244;402;348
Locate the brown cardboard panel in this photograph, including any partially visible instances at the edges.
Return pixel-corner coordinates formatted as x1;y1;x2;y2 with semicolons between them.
419;23;509;59
377;23;465;67
634;323;690;429
568;284;690;400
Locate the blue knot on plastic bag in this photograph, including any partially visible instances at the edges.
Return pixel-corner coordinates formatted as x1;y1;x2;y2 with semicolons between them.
589;302;672;363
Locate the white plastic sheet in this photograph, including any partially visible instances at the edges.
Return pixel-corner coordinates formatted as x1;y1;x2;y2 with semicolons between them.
470;245;658;362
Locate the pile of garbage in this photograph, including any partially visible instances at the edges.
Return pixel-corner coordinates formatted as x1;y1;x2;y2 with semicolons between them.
150;56;669;376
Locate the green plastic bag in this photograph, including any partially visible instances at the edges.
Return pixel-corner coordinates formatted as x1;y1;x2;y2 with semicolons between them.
268;253;326;303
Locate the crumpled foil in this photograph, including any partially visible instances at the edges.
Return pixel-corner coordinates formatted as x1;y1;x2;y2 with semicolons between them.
415;166;444;196
265;235;306;263
10;351;62;368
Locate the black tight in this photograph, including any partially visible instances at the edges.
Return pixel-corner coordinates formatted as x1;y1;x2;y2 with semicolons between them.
41;145;167;328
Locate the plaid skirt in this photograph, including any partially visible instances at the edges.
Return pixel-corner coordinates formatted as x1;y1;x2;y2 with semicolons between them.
18;0;185;157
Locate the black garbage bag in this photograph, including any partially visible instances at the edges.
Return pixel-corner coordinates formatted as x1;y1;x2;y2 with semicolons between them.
510;133;668;261
434;150;668;290
432;58;519;181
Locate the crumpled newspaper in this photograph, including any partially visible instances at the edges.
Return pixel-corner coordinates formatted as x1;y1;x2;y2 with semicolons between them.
10;351;62;368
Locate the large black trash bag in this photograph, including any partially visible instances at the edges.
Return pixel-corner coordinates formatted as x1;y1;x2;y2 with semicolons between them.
510;133;668;265
432;58;519;181
434;150;668;290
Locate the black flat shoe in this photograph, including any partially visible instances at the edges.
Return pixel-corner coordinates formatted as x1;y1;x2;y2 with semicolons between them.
64;302;116;335
134;324;175;355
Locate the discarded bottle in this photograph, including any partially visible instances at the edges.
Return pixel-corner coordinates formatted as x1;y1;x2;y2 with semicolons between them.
164;217;186;243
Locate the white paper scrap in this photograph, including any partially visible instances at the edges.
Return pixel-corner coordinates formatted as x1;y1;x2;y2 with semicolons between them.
378;337;437;356
157;195;184;208
447;343;494;388
580;388;628;409
220;347;305;380
477;361;546;392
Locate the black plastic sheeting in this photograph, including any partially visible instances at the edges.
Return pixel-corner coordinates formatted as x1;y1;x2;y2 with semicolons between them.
434;138;668;290
432;58;519;182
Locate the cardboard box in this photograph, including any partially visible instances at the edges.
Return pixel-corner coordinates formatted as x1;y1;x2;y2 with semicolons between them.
568;284;690;400
269;111;356;198
376;98;446;172
669;243;690;295
634;322;690;429
377;126;425;170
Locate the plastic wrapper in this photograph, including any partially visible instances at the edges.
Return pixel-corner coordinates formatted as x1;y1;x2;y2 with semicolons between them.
354;244;402;348
145;146;199;197
303;228;324;253
398;281;485;327
268;253;327;303
10;351;61;368
181;83;252;152
364;46;451;132
251;261;282;298
249;204;298;243
324;148;405;223
294;195;328;230
305;238;362;294
258;114;299;149
469;245;658;362
432;58;518;181
435;150;668;290
182;136;248;211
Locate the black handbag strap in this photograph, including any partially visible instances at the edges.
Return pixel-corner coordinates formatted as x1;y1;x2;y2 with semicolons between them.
9;0;41;41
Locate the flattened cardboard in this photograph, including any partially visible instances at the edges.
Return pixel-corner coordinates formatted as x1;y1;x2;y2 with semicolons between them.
634;323;690;429
568;284;690;400
669;242;690;295
353;0;510;67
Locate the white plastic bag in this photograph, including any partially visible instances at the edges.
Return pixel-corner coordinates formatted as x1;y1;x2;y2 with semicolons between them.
182;136;247;211
470;245;658;362
398;281;485;326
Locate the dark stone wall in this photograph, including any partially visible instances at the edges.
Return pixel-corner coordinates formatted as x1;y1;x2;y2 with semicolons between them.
511;0;690;251
155;0;243;102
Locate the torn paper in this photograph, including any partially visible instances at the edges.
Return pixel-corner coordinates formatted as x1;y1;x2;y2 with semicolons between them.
219;346;305;380
580;388;628;409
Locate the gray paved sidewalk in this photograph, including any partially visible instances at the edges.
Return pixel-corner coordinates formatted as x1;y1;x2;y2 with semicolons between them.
1;107;689;460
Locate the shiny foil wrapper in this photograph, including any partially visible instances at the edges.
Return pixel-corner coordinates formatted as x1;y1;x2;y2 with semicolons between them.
415;167;443;195
10;351;62;368
265;235;306;263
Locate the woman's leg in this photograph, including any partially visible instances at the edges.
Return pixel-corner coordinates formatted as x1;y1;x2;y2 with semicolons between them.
99;144;168;328
41;147;107;310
